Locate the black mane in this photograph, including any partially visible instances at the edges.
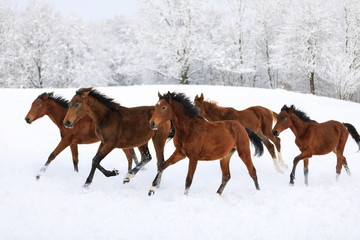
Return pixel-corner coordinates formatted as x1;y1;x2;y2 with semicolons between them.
38;92;69;108
76;88;120;111
281;105;314;122
161;92;204;119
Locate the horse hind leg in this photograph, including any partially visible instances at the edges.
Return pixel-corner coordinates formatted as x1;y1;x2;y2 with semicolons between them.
258;132;283;174
124;144;152;184
217;149;234;195
237;144;260;190
342;156;351;175
303;159;309;186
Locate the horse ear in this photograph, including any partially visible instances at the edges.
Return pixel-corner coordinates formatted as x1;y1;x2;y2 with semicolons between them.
200;93;204;101
158;92;162;98
289;105;294;112
166;91;172;102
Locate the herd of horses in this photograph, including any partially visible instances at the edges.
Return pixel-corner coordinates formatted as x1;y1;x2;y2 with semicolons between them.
25;87;360;196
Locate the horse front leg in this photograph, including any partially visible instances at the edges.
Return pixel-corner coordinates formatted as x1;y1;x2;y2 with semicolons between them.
184;158;199;195
84;144;114;189
70;144;79;172
148;149;186;196
36;139;70;180
290;151;312;186
303;158;309;186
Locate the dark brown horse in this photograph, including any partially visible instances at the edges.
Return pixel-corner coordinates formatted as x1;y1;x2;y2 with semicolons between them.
25;92;139;180
194;93;287;173
148;92;263;196
272;105;360;185
63;88;171;188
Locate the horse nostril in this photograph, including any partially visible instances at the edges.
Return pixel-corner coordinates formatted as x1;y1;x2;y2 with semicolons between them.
64;121;71;127
149;121;157;129
25;118;31;124
273;130;278;136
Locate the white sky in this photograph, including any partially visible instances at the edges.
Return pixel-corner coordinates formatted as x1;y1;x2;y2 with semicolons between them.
12;0;137;21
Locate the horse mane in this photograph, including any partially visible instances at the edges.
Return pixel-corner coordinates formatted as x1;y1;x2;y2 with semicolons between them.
282;105;314;122
76;87;121;111
161;92;204;119
38;92;69;108
202;100;233;118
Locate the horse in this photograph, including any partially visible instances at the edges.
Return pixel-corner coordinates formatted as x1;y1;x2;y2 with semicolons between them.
148;92;264;196
63;87;171;188
194;93;287;173
25;92;139;180
272;105;360;186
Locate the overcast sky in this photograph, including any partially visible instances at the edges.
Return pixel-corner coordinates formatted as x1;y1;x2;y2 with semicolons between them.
12;0;137;21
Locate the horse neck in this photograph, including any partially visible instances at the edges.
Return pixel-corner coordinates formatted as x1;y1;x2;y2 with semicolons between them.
202;101;223;121
289;113;310;137
86;97;115;125
46;100;67;128
171;101;198;133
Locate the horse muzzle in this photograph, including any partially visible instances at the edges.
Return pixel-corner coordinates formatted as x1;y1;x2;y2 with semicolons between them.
25;117;32;124
149;121;158;130
64;120;74;129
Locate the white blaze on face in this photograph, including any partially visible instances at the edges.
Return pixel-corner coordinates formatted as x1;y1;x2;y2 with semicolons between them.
156;101;161;106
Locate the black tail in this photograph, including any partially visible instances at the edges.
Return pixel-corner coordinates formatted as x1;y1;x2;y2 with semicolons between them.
245;128;264;157
344;123;360;151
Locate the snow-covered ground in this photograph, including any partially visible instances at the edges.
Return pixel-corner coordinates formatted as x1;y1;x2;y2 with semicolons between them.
1;85;360;240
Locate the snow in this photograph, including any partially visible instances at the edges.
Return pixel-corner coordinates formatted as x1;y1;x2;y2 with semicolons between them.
1;85;360;239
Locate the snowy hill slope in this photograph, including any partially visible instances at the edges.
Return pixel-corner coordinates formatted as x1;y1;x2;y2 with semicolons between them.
1;85;360;239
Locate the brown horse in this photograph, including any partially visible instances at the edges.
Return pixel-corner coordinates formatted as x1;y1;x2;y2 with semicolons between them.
272;105;360;185
148;92;263;196
194;93;287;173
25;92;139;180
63;88;171;188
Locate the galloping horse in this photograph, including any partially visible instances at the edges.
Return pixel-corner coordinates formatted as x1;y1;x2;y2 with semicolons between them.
272;105;360;185
63;88;171;188
148;92;263;196
25;92;139;180
194;93;287;173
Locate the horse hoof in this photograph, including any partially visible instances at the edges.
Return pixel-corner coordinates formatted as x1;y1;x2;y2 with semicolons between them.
289;182;294;186
148;190;155;196
113;169;119;176
83;183;90;189
35;175;40;181
123;178;130;184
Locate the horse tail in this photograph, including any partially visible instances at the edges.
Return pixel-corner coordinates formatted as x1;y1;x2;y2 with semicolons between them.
245;128;264;157
272;111;278;123
343;123;360;151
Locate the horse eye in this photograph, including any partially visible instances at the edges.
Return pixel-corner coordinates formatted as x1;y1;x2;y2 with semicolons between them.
36;104;40;107
75;103;79;107
162;106;166;110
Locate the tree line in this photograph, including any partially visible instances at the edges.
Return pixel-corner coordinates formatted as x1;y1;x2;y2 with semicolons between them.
1;0;359;102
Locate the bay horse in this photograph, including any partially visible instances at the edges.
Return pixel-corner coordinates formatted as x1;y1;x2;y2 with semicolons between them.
272;105;360;185
194;93;287;173
63;88;171;188
148;92;263;196
25;92;139;180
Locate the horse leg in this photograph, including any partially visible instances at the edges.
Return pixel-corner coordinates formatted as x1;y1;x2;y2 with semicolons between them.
217;150;234;195
237;147;260;190
122;148;139;171
258;131;283;174
89;142;119;177
36;139;70;180
342;156;351;175
290;151;312;186
149;149;186;196
184;158;199;195
271;135;287;169
84;144;114;188
123;144;152;183
70;144;79;172
303;158;309;186
151;123;170;185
